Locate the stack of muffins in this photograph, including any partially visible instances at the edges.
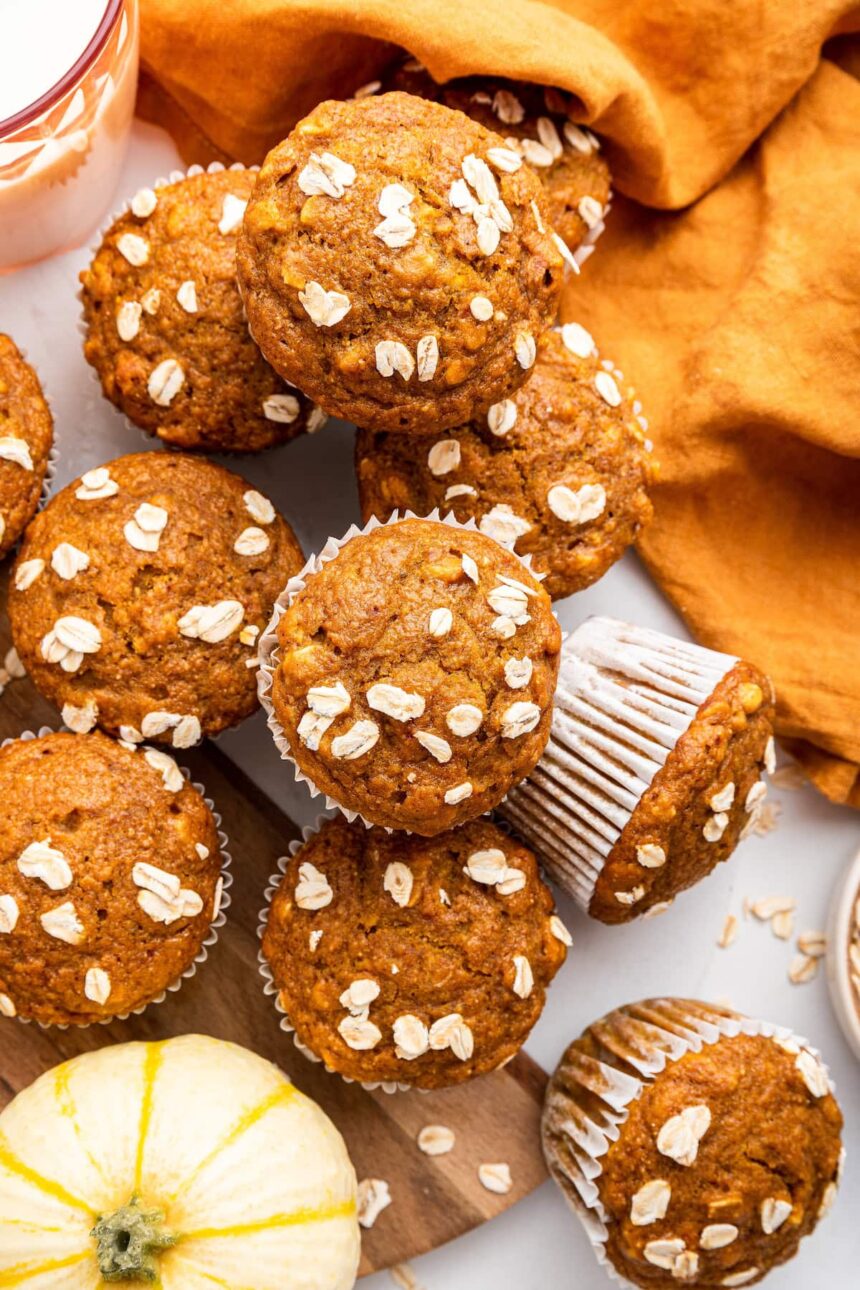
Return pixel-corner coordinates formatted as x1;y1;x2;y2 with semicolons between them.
0;54;843;1290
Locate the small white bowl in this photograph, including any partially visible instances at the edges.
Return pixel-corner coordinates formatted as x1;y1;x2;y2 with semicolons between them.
826;846;860;1062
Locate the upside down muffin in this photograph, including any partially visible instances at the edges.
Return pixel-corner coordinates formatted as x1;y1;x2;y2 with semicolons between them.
356;324;655;600
500;617;775;922
543;999;844;1288
0;335;53;559
0;730;223;1026
261;517;562;834
237;92;566;434
261;815;570;1089
9;453;303;746
80;167;323;452
380;61;611;259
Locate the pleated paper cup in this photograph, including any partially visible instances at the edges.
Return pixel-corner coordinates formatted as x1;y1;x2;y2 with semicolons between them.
542;997;840;1289
257;508;552;831
76;162;329;455
0;727;232;1029
256;814;411;1094
499;616;739;910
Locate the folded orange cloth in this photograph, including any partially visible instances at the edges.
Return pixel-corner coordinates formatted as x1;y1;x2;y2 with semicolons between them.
138;1;860;805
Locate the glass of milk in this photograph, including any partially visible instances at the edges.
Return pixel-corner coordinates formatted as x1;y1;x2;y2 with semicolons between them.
0;0;139;272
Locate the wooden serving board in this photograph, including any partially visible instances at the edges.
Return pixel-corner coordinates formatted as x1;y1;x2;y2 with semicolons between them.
0;575;549;1278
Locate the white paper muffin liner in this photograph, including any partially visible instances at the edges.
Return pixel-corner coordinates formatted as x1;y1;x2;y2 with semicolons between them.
541;997;840;1289
500;616;738;910
76;162;328;455
256;813;412;1094
0;726;233;1030
256;508;552;831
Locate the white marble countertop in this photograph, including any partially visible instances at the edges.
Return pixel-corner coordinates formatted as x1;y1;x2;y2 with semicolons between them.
2;121;857;1290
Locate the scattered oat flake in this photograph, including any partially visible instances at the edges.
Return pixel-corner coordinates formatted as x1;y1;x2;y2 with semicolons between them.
130;186;157;218
116;300;142;341
788;954;818;985
478;1162;512;1194
376;339;414;380
298;151;355;199
751;896;796;921
390;1265;423;1290
769;761;807;790
357;1178;391;1229
514;331;536;370
416;335;439;381
771;908;795;941
176;279;198;313
299;281;351;327
417;1124;455;1156
116;233;148;265
263;392;300;423
218;193;247;234
427;439;460;476
798;930;827;957
718;914;738;948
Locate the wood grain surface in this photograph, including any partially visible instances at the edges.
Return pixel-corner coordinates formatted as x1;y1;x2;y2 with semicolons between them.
0;577;549;1277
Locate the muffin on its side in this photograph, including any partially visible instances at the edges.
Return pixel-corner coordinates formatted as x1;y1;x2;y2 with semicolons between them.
261;815;569;1089
0;335;53;559
356;324;655;600
500;616;775;922
0;730;223;1027
238;92;565;435
543;999;843;1289
80;167;323;453
380;62;611;259
9;453;304;745
262;516;562;834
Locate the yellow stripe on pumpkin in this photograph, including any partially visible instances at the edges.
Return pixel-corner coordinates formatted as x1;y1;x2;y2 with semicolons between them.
0;1135;91;1215
180;1196;356;1242
134;1042;164;1192
166;1083;297;1205
0;1250;89;1287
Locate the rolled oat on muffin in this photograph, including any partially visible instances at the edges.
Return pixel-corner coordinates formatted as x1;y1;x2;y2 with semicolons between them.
260;814;569;1089
543;998;843;1289
259;515;562;834
356;324;655;599
9;452;304;745
237;92;565;435
499;616;775;922
0;730;225;1027
380;62;611;261
80;166;323;453
0;334;54;559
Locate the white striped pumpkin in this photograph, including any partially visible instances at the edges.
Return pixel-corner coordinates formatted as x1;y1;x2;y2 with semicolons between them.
0;1035;359;1288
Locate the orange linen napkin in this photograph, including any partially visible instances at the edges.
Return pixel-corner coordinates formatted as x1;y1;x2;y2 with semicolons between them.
137;0;860;806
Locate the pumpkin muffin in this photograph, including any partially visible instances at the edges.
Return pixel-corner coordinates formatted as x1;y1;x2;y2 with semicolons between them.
0;335;53;559
80;167;324;453
356;325;655;599
237;92;565;435
9;453;303;745
0;730;224;1026
261;814;569;1089
261;517;562;834
500;617;775;923
543;999;843;1289
381;61;611;258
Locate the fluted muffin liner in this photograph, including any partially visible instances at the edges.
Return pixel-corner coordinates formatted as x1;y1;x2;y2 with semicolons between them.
500;616;739;910
76;161;329;455
256;813;412;1094
257;508;552;832
0;726;233;1029
542;998;839;1289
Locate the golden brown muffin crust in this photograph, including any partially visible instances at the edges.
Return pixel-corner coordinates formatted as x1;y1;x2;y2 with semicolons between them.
237;92;565;434
270;518;562;834
590;661;775;923
0;334;53;558
380;64;612;255
356;327;655;599
80;169;320;452
261;815;567;1088
595;1033;843;1288
9;453;303;744
0;731;222;1026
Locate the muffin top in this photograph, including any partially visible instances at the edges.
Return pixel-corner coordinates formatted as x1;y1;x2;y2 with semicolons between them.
356;325;656;599
266;517;562;834
570;1021;840;1288
261;815;569;1089
237;92;565;434
80;168;324;453
380;64;611;256
9;453;304;745
0;334;53;559
0;731;223;1027
591;658;775;923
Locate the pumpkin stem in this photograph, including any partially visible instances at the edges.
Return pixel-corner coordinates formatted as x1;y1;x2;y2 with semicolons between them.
91;1195;177;1282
